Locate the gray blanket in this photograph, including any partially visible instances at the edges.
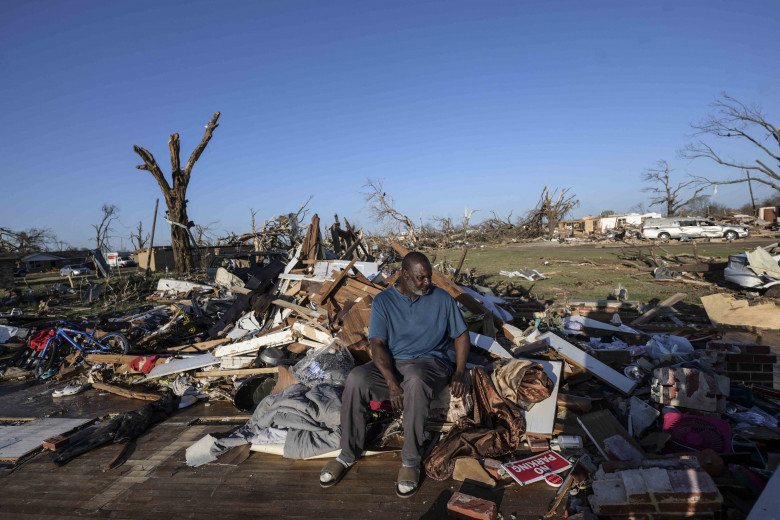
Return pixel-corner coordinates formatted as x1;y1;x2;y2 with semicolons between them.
186;383;342;466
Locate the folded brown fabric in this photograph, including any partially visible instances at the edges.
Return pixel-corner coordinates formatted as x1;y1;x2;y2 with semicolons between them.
424;367;536;481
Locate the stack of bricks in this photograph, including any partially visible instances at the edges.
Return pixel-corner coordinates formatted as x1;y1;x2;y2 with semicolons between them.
705;340;776;387
650;367;730;413
589;456;722;519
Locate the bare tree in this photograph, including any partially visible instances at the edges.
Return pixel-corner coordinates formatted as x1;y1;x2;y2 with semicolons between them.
92;204;119;251
641;161;708;217
194;221;220;247
134;112;220;273
682;93;780;195
0;227;56;254
461;207;480;242
129;220;150;250
362;178;418;247
525;186;579;236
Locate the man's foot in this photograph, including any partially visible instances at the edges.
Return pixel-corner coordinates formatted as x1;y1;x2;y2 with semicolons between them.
396;466;421;498
320;457;353;488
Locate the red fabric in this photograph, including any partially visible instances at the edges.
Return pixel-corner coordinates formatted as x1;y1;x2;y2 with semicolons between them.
370;400;392;411
130;356;160;374
30;329;56;352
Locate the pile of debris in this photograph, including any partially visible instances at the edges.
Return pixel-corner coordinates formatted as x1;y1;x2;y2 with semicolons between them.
1;214;778;519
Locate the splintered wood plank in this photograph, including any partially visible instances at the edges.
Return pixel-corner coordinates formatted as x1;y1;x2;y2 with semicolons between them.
312;258;357;305
91;383;162;401
630;292;686;326
193;367;278;378
84;354;142;364
539;332;637;395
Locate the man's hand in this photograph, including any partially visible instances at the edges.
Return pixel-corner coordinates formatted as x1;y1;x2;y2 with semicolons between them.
450;370;467;399
388;381;404;411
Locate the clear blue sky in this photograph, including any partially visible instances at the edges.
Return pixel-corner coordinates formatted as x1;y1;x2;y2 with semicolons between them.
1;0;778;249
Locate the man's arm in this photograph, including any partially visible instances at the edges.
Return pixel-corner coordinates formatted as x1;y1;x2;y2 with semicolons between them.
450;331;470;398
370;337;405;411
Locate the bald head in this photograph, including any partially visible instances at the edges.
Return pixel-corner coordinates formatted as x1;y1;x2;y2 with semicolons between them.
401;251;430;272
399;252;432;297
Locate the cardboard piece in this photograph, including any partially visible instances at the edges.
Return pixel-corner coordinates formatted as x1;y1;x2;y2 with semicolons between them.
701;293;780;329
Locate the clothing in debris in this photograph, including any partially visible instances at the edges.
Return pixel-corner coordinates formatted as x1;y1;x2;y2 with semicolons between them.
424;367;551;480
490;359;554;410
52;392;180;466
186;383;342;465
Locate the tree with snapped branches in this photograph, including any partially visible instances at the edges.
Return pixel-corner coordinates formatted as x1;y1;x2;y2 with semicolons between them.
362;178;418;247
133;112;220;273
640;160;708;217
0;227;56;254
93;204;118;251
682;93;780;197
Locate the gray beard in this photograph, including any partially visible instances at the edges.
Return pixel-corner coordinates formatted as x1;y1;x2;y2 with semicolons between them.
409;286;427;296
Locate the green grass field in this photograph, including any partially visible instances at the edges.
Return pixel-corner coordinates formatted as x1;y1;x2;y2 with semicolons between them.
431;240;764;304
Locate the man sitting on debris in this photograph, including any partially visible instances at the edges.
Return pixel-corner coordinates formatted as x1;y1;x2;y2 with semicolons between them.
320;251;470;498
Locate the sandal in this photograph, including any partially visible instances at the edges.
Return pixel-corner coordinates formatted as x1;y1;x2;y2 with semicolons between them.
396;466;420;498
320;459;350;488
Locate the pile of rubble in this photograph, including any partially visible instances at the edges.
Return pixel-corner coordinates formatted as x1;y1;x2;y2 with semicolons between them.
1;214;779;519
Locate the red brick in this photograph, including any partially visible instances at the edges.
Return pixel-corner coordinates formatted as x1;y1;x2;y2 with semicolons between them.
480;459;503;481
726;372;752;381
750;373;774;382
726;353;754;362
447;492;497;520
744;344;771;354
753;355;777;363
763;364;774;372
739;363;762;371
42;435;68;451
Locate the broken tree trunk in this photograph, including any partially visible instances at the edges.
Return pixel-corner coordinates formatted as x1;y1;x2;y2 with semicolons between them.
133;112;220;274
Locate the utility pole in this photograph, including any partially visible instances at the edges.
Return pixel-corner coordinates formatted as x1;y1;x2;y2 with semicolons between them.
746;170;756;216
145;199;159;277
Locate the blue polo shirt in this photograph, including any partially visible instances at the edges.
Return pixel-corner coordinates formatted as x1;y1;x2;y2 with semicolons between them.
368;285;468;366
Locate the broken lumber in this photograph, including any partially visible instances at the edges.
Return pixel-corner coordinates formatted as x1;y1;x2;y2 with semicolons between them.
92;382;162;401
629;292;686;326
193;367;278;378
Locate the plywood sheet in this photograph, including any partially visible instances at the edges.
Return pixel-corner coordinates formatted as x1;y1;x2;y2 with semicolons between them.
0;418;90;460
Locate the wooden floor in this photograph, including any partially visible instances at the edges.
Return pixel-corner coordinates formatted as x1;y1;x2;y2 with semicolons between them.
0;379;563;520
